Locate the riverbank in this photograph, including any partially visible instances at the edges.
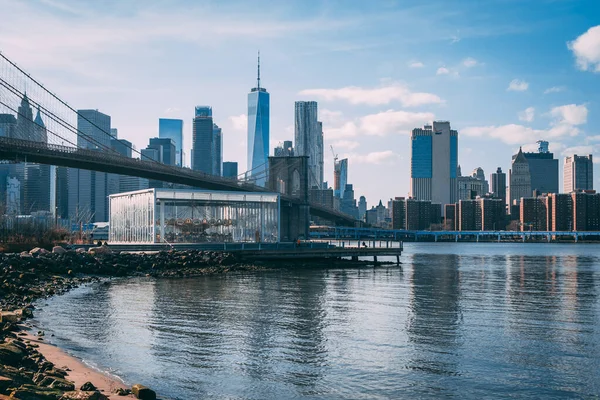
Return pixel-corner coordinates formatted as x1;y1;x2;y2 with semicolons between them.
0;245;386;399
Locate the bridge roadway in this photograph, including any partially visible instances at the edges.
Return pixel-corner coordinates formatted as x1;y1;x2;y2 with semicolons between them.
0;137;354;225
311;226;600;242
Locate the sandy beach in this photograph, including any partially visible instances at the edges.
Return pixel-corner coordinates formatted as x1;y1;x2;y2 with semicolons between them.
21;330;136;399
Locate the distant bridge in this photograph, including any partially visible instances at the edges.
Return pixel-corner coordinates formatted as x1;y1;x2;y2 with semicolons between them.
310;226;600;242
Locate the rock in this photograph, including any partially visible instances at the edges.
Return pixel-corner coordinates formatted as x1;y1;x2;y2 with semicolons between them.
75;248;86;254
114;388;130;396
131;383;156;400
29;247;50;256
0;375;14;392
52;246;67;254
0;342;25;367
88;246;112;255
19;251;32;258
60;391;109;400
49;377;75;391
79;381;96;391
1;311;21;323
10;384;64;400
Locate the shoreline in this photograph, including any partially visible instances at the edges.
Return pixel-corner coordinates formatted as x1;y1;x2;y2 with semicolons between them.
19;329;136;399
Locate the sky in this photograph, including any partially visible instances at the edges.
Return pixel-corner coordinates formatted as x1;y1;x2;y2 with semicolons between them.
1;0;600;207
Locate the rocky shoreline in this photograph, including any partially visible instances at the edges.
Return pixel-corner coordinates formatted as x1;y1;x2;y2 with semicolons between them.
0;245;385;399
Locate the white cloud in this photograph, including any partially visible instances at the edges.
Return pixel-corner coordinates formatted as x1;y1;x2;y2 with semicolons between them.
549;104;588;125
344;150;395;165
332;140;359;150
461;123;580;145
409;61;424;68
325;110;435;139
568;25;600;73
518;107;535;122
436;67;450;75
319;109;344;125
462;57;480;67
229;114;247;131
562;145;595;156
507;79;529;91
543;86;566;94
299;82;443;107
587;135;600;142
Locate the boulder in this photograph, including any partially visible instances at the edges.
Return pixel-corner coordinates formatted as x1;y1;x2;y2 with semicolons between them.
19;252;32;258
29;248;50;256
88;246;112;255
79;382;96;391
0;342;25;367
59;391;108;400
49;377;75;391
1;311;21;323
75;248;86;254
52;246;67;254
0;375;14;392
131;383;156;400
10;384;64;400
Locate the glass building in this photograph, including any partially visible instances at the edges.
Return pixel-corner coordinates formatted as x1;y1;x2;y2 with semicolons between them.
192;106;214;174
223;161;238;179
295;101;323;189
159;119;184;167
109;189;280;244
247;53;270;187
213;123;223;176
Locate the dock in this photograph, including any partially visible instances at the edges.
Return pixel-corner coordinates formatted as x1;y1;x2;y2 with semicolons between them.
103;241;403;264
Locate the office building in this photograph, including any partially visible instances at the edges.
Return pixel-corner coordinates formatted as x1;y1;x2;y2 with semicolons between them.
509;147;532;209
445;204;457;230
148;138;176;166
295;101;323;188
110;128;118;138
358;196;367;221
410;121;458;215
458;200;481;231
517;140;559;194
479;198;505;231
520;197;547;231
68;109;112;222
247;53;270;187
159;118;184;166
192;106;214;174
223;162;238;179
340;184;359;219
213;124;222;176
15;94;34;140
405;199;441;230
274;141;294;157
458;175;488;201
309;187;334;209
0;114;17;138
564;154;593;193
491;167;507;204
334;158;348;200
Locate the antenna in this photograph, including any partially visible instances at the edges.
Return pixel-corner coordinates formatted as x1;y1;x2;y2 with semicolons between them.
257;51;261;89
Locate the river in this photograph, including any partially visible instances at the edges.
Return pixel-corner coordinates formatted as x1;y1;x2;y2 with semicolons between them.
33;243;600;399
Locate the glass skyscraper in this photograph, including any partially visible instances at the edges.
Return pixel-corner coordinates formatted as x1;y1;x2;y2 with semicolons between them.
192;106;214;174
213;123;222;176
410;121;458;215
295;101;323;189
247;53;270;187
159;118;184;167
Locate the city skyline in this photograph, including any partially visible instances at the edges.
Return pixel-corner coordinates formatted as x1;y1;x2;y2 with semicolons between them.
1;0;599;204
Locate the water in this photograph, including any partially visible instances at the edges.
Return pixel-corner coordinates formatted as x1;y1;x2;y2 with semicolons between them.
33;243;600;399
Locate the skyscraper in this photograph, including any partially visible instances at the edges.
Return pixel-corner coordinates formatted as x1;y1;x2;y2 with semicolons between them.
148;138;176;166
213;123;222;176
410;121;458;215
508;147;532;209
564;154;593;193
358;195;367;221
295;101;323;188
15;93;33;140
491;167;507;204
192;106;214;174
159;118;184;167
334;158;348;199
247;52;270;187
516;140;559;194
274;140;294;157
223;162;238;179
68;109;112;222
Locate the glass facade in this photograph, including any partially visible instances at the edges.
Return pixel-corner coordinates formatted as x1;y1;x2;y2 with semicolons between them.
450;134;458;178
192;107;214;174
247;89;270;186
411;135;432;178
159;119;184;166
109;189;280;244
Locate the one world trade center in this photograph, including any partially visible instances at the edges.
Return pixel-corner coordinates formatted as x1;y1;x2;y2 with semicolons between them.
247;52;270;187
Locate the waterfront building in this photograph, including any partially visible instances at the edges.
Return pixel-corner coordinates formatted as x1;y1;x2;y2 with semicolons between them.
109;189;280;244
550;193;573;231
274;141;294;157
508;147;532;210
159;118;184;166
295;101;323;188
365;207;378;226
247;53;270;187
564;154;593;193
410;121;458;215
223;162;238;180
334;158;348;200
391;197;406;229
358;196;367;221
479;198;505;230
192;106;214;174
491;167;507;204
405;199;441;230
213;124;222;176
444;204;457;230
458;200;481;231
520;197;547;231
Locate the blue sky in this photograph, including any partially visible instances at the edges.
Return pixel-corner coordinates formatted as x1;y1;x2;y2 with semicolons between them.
1;0;599;206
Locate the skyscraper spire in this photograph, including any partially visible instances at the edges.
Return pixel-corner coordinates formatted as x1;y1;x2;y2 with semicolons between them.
257;51;261;89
